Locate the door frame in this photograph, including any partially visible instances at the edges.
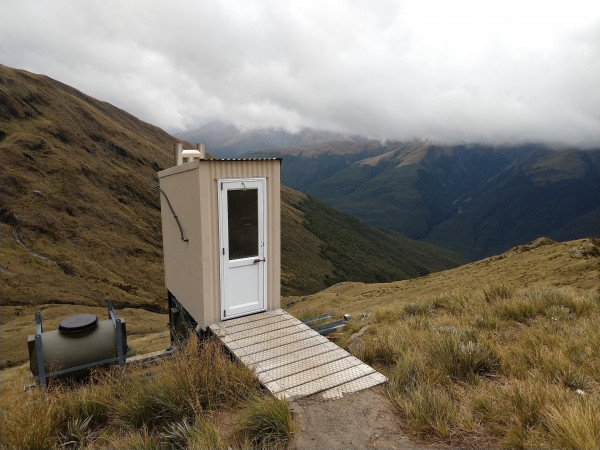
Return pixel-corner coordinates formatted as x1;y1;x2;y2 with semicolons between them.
218;177;267;320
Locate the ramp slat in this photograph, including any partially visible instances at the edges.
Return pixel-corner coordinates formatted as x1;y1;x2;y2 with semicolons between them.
210;311;386;400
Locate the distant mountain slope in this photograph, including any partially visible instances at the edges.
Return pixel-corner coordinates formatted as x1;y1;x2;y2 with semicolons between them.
285;236;600;319
0;65;463;310
177;121;366;158
1;64;177;310
281;187;466;295
252;142;599;260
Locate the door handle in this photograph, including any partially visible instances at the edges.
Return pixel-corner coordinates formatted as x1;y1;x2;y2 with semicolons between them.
253;258;266;264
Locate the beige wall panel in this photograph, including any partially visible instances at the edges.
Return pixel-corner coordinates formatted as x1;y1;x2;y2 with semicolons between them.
158;164;205;325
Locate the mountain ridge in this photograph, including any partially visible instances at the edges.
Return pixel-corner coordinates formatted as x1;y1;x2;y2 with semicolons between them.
0;64;464;312
176;121;367;158
249;141;599;259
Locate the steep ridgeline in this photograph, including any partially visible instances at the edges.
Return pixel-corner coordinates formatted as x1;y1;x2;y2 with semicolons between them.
251;141;599;260
0;65;177;310
177;121;367;158
280;186;466;295
0;65;464;309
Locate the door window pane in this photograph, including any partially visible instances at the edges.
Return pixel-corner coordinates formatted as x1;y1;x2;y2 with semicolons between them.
228;189;258;259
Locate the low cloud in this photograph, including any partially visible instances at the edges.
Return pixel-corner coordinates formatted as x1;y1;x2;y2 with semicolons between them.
1;0;599;147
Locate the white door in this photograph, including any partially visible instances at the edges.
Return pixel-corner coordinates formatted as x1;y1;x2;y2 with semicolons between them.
219;178;267;320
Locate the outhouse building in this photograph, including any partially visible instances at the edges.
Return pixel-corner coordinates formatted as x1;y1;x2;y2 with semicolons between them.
157;143;281;331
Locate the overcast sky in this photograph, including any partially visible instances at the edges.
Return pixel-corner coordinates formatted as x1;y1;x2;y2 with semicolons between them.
1;0;599;146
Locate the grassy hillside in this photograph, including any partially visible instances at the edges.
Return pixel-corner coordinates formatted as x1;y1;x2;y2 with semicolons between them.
254;142;599;260
285;189;466;290
424;148;600;258
1;64;175;310
1;65;465;368
284;237;599;318
2;237;597;449
284;237;599;448
1;64;464;310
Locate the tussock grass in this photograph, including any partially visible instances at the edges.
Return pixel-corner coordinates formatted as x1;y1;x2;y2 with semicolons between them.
428;334;500;381
160;417;226;450
352;325;408;366
432;290;469;314
351;286;600;448
473;314;500;330
398;384;457;438
106;426;160;449
387;351;426;395
544;399;600;450
237;394;294;448
483;283;514;303
0;335;290;449
403;301;432;316
0;394;58;450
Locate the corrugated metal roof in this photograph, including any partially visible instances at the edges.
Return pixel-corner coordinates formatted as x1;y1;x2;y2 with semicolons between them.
207;157;282;162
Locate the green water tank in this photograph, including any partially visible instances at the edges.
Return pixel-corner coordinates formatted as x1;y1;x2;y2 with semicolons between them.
28;313;128;379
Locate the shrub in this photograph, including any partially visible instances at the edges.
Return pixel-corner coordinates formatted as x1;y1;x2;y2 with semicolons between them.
237;394;294;447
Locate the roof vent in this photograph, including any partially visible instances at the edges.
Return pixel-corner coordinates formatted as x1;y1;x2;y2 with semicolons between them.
174;142;205;165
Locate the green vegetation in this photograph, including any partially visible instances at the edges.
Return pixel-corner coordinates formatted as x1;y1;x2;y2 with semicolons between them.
307;285;599;449
237;395;295;448
285;239;599;449
294;194;466;287
1;64;464;314
263;140;600;260
2;64;599;449
0;336;294;449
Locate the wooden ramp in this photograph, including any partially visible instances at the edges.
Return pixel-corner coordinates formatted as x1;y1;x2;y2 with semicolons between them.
209;309;386;400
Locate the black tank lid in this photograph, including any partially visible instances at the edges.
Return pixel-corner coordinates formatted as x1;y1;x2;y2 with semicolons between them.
59;314;98;333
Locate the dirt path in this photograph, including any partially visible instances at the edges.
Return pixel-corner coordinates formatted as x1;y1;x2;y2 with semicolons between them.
289;386;437;449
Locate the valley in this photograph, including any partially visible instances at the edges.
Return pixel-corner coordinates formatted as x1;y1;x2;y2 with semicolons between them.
0;64;463;318
1;64;598;449
183;122;598;261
